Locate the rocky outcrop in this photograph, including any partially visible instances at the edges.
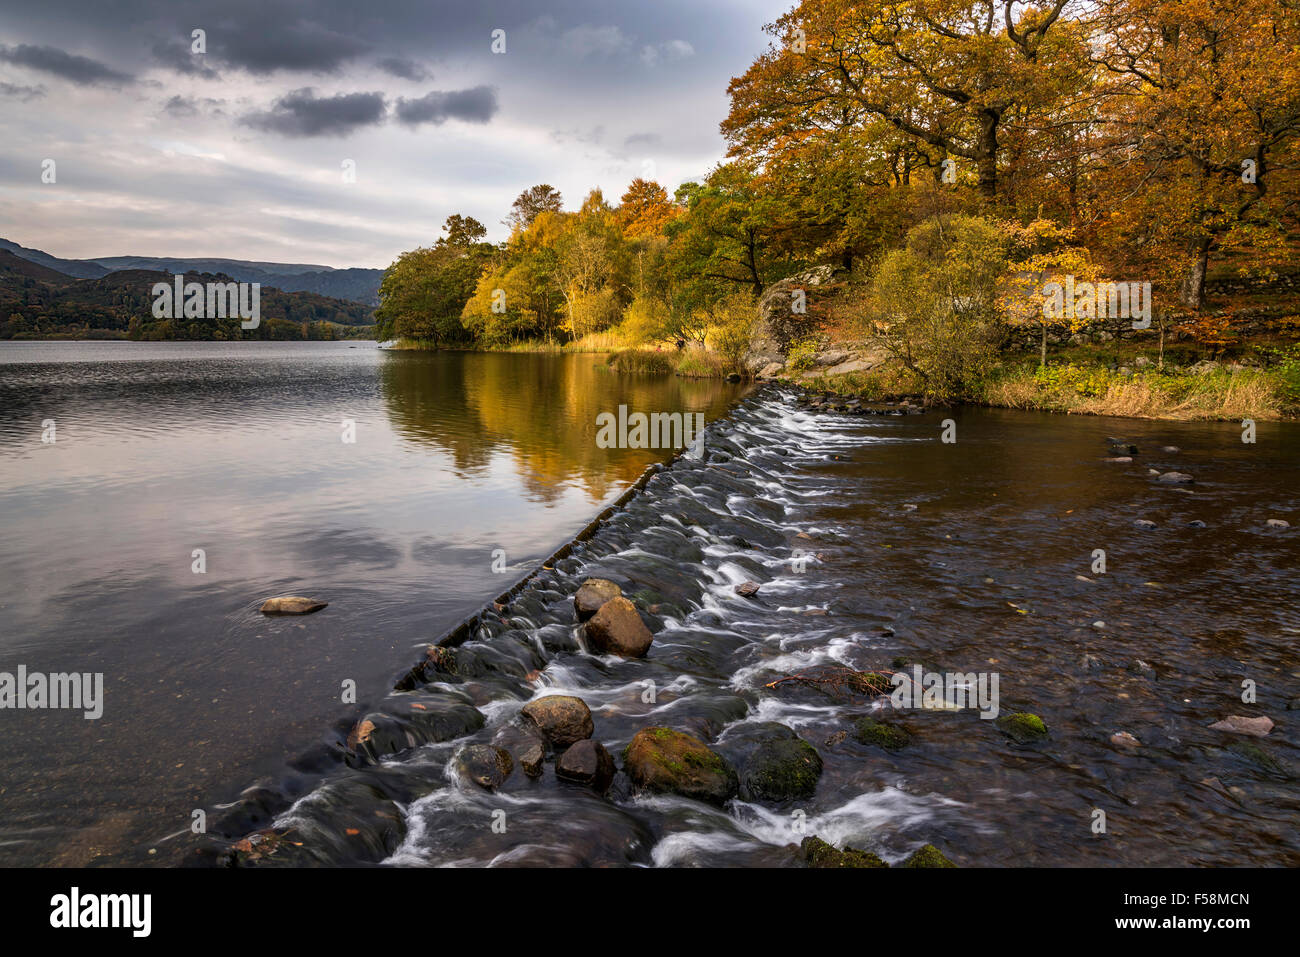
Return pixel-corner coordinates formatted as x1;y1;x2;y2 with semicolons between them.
801;835;887;868
744;265;840;374
455;744;514;790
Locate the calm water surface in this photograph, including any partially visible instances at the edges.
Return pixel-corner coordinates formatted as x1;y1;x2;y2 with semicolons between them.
0;341;745;865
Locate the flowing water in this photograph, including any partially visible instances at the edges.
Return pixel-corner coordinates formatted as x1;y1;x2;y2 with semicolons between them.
0;341;744;865
204;388;1299;868
1;343;1296;867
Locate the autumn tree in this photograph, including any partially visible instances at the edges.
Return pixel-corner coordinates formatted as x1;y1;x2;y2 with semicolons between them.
505;184;564;233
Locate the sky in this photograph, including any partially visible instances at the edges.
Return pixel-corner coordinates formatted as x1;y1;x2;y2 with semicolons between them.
0;0;791;269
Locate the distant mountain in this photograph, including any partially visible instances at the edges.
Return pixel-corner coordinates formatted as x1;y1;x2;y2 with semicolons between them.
0;249;374;340
0;238;384;305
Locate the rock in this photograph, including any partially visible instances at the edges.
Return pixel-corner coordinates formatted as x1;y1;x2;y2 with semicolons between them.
757;362;785;379
1110;731;1141;748
556;739;616;792
520;695;594;749
901;843;957;868
1134;519;1157;529
259;596;327;615
455;745;514;790
623;727;739;806
1128;658;1156;679
1157;471;1194;484
585;597;653;658
1162;445;1180;453
1190;359;1220;375
1187;520;1208;528
493;723;547;777
854;717;910;751
1108;456;1133;463
1134;356;1152;367
1287;697;1300;712
996;712;1048;743
735;581;761;598
1108;442;1139;455
744;265;839;372
1266;518;1290;528
813;350;850;366
574;578;622;621
1208;715;1274;737
801;835;887;868
736;727;823;801
1230;741;1284;773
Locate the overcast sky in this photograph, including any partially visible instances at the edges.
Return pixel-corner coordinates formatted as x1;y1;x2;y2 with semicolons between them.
0;0;789;268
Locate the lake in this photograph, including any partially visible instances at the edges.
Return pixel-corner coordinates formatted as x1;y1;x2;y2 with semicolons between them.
0;341;745;865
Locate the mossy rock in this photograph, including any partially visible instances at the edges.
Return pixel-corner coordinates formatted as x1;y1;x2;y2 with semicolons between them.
996;712;1048;743
623;727;739;806
901;843;956;868
801;835;887;868
854;717;911;751
740;731;824;802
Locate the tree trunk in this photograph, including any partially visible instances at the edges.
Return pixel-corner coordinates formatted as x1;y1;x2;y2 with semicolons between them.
1178;236;1211;311
975;110;999;200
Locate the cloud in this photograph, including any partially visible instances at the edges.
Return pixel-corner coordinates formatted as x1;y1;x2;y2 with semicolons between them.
558;25;632;59
394;86;498;127
0;43;132;86
0;81;46;100
209;21;370;75
640;39;695;65
376;56;430;81
151;40;222;80
240;88;388;137
624;132;661;148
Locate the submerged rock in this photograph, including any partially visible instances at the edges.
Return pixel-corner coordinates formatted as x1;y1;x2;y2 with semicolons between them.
1266;518;1290;529
556;738;616;792
1208;715;1274;737
1110;731;1141;748
996;712;1048;743
493;723;547;777
623;727;738;805
735;581;761;598
854;717;911;751
1157;471;1194;484
259;596;327;615
574;578;622;620
901;843;957;868
801;835;886;868
520;695;594;749
1133;519;1158;530
585;597;653;658
455;745;514;790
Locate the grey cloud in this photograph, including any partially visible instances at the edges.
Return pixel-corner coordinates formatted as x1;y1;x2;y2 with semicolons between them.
208;20;370;75
0;81;46;100
376;56;429;81
0;43;133;86
151;39;222;80
624;132;660;148
240;88;387;137
394;86;497;127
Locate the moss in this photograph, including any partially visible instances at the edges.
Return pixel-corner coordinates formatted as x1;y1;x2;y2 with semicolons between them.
996;712;1048;743
901;843;957;868
854;717;911;751
1230;741;1284;774
743;737;824;801
801;835;887;869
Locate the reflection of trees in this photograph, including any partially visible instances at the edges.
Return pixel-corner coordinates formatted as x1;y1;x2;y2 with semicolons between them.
378;352;743;504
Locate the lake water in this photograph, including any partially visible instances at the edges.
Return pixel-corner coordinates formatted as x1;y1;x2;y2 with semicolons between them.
0;341;745;865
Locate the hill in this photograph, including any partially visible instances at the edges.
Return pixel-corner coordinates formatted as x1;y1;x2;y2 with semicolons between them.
0;238;384;305
0;256;375;340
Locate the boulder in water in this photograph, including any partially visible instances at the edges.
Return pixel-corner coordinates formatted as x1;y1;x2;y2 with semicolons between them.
854;717;911;751
1208;715;1273;737
996;712;1048;743
585;597;653;658
455;744;514;790
801;835;887;868
556;739;616;792
623;727;738;805
735;581;761;598
520;695;594;749
901;843;957;868
259;596;327;615
1157;471;1194;484
574;578;622;620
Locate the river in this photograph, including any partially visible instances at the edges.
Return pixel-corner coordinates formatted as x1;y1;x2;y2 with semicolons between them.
1;341;1296;867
